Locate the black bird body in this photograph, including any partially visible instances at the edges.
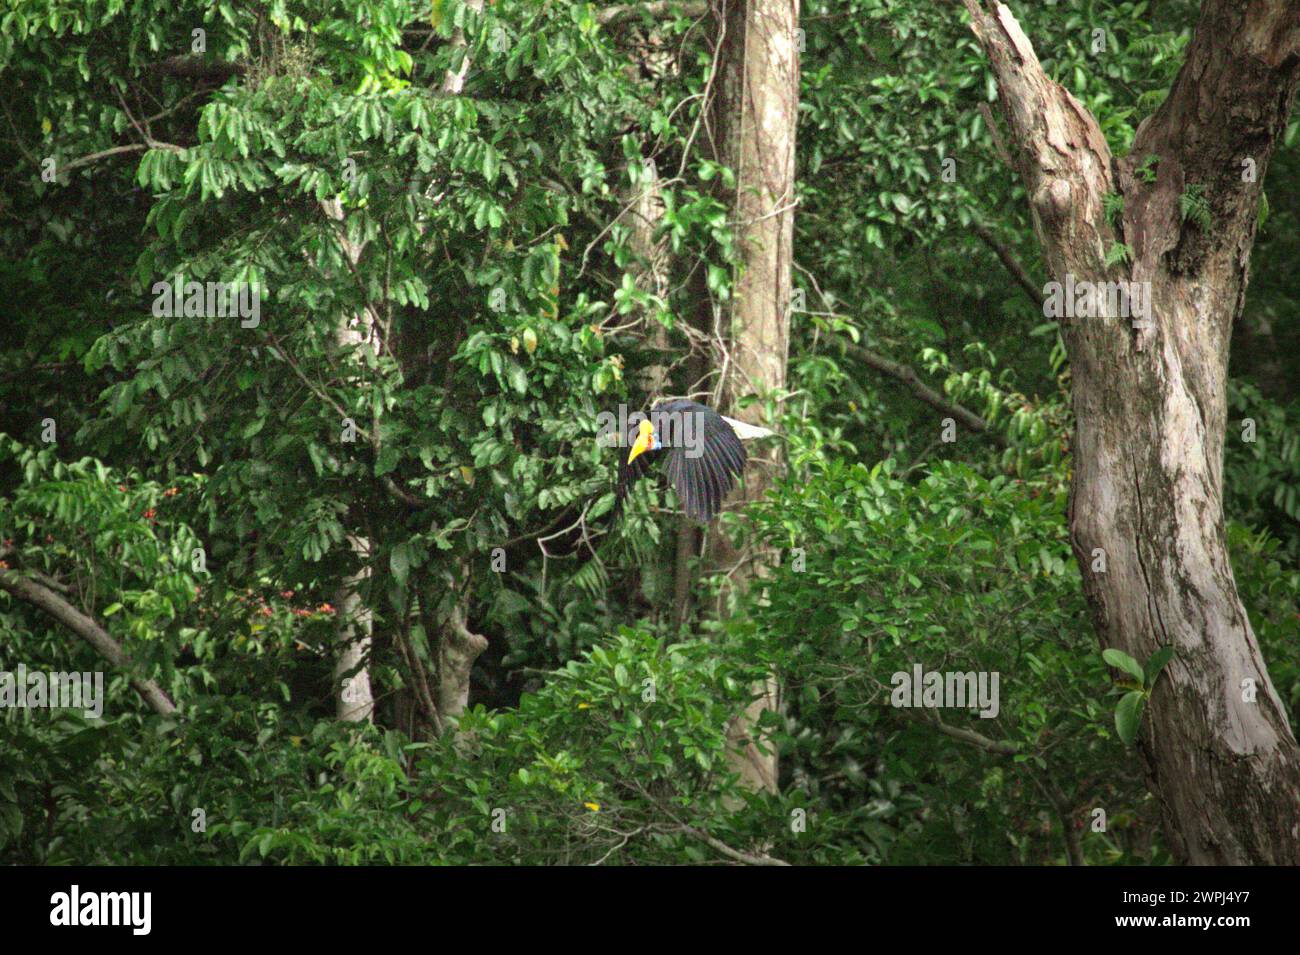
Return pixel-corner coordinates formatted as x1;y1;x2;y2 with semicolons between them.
616;400;750;523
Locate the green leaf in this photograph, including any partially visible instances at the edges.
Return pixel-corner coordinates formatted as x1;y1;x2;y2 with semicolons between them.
506;362;527;395
1115;690;1145;746
390;543;410;587
1102;648;1144;682
1143;646;1175;687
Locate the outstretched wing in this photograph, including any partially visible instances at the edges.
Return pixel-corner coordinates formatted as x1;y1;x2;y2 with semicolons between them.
663;405;747;523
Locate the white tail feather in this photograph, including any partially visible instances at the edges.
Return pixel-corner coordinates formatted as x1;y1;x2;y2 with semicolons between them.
720;415;777;441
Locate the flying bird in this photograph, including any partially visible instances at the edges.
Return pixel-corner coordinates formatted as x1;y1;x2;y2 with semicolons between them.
616;399;775;523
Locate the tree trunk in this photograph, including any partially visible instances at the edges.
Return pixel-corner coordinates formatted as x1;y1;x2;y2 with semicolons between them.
707;0;800;796
319;11;491;725
621;153;671;396
434;598;487;725
965;0;1300;864
332;535;375;722
322;197;377;724
440;0;486;96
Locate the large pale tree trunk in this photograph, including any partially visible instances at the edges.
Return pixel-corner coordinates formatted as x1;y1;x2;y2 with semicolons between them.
965;0;1300;863
707;0;800;796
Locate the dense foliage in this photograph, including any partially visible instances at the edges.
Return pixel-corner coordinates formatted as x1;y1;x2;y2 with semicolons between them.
1;0;1296;865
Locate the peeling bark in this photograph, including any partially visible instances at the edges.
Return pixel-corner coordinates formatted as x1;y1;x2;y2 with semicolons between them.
965;0;1300;863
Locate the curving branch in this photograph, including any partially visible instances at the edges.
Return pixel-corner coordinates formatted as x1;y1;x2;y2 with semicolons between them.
971;221;1045;309
0;571;177;717
844;341;1005;444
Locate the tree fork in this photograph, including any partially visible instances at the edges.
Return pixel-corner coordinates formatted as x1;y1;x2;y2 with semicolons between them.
964;0;1300;863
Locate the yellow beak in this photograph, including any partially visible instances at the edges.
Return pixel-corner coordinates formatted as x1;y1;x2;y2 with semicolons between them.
627;421;653;464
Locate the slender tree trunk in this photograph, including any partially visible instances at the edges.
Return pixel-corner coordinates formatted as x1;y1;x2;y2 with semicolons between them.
673;264;713;631
707;0;800;795
322;198;377;724
618;150;687;627
424;1;494;729
622;154;671;396
965;0;1300;863
325;13;489;729
332;535;375;722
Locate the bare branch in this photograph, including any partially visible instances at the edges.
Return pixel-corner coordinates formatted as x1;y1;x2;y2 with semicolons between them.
977;101;1010;165
971;221;1044;308
843;342;1004;444
58;135;182;175
900;707;1019;756
633;780;791;865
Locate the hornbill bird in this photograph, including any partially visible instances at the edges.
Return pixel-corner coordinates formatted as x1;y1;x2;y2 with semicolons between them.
616;399;775;523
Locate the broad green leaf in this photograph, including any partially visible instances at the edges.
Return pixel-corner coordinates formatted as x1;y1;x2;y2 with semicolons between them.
1115;690;1145;746
1144;646;1176;687
1102;648;1144;682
